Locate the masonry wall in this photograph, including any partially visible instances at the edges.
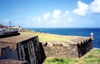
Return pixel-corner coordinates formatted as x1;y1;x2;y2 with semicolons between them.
42;38;93;58
0;46;18;60
0;31;20;39
78;38;93;57
17;36;44;64
0;35;46;64
43;43;79;58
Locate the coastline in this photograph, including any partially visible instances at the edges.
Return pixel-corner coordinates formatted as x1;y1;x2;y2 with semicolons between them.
25;28;100;49
23;29;85;37
94;48;100;50
21;28;100;49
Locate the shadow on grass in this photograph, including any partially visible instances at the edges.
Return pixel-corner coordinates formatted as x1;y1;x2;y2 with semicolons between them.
45;58;72;64
52;58;64;62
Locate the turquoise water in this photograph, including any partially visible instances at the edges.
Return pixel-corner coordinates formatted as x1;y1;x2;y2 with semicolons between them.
27;28;100;49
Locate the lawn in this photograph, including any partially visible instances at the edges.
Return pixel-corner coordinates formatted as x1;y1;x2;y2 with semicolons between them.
43;49;100;64
35;34;72;41
19;32;73;42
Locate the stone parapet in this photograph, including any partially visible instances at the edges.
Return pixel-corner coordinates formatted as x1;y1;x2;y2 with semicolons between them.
41;36;93;58
0;34;44;64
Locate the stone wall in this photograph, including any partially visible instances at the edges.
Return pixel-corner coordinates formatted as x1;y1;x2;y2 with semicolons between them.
0;31;20;38
78;38;93;57
0;46;18;60
17;36;39;64
41;37;93;58
17;36;46;64
0;34;45;64
42;41;79;58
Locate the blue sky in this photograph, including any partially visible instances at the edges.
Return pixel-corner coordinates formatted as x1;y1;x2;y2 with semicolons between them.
0;0;100;28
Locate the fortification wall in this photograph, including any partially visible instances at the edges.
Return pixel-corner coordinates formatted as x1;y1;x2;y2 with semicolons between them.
0;31;20;38
0;32;93;64
42;42;78;58
41;37;93;58
0;34;45;64
78;38;93;57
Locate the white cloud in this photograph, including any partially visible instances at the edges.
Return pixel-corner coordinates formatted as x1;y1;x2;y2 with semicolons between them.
73;0;100;16
43;13;50;19
4;19;9;22
68;17;72;22
51;19;59;23
22;10;77;27
25;21;30;25
37;17;41;21
72;1;89;16
65;11;70;14
16;21;23;24
89;0;100;14
47;19;60;25
53;10;61;18
63;11;74;22
30;18;37;22
64;11;70;17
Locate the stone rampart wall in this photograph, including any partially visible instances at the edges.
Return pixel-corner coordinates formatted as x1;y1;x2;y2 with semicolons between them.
16;36;45;64
0;46;18;60
0;31;20;39
43;44;79;58
0;34;46;64
78;38;93;57
41;37;93;58
42;42;79;58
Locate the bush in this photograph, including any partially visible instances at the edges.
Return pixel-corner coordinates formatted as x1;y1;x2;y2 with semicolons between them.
52;58;64;62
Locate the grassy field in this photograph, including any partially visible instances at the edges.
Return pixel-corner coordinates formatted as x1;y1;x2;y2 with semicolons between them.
20;32;73;42
43;49;100;64
35;34;72;41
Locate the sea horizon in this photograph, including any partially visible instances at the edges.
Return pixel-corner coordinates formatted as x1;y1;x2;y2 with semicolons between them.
25;27;100;29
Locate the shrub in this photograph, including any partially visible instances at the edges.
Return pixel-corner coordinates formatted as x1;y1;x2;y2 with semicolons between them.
52;58;64;62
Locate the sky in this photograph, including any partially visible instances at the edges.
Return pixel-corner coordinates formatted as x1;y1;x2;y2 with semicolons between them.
0;0;100;28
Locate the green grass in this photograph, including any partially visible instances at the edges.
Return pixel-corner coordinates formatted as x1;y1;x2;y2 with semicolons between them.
19;32;73;42
43;49;100;64
43;58;72;64
35;34;72;42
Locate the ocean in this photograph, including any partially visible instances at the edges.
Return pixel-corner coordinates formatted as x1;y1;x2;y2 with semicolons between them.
27;28;100;49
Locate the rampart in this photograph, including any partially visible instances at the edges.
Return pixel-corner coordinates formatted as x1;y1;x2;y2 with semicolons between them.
40;37;93;58
0;30;20;38
0;34;46;64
